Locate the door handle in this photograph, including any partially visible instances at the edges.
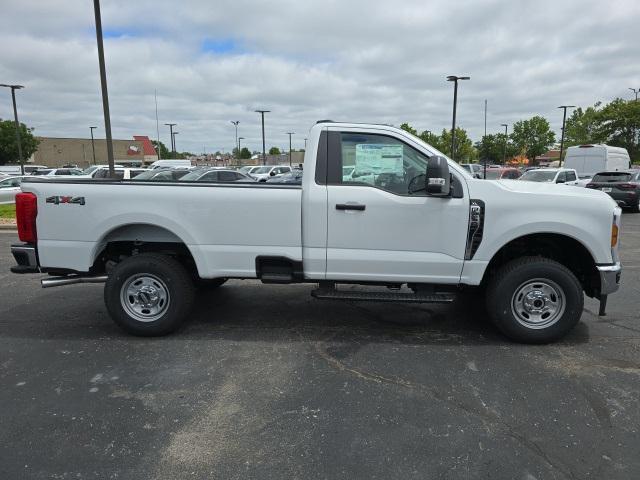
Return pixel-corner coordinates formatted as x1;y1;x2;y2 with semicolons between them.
336;203;366;211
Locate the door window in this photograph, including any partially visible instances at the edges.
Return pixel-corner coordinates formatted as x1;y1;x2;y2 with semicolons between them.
217;171;236;182
338;132;429;195
566;171;577;182
199;172;219;182
556;172;567;183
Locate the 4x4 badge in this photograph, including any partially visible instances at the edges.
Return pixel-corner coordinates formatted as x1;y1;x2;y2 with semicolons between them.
46;196;85;205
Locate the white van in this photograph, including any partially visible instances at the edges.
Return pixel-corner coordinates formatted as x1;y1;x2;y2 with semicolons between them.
564;145;631;183
149;159;192;170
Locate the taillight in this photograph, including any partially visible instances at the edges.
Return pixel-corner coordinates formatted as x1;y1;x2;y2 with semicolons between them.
15;192;37;243
617;183;636;190
586;183;596;188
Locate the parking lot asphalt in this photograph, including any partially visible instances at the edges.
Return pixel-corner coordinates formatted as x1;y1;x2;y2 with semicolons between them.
0;216;639;480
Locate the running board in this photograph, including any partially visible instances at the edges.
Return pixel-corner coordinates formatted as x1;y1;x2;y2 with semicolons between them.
311;288;455;303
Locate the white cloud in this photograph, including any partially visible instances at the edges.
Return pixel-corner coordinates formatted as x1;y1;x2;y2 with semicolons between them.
0;0;638;153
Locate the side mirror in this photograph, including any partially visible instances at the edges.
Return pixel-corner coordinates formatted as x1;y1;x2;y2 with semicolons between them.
425;156;451;196
270;171;276;176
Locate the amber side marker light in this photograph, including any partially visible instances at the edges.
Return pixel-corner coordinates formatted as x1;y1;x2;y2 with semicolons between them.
611;223;619;248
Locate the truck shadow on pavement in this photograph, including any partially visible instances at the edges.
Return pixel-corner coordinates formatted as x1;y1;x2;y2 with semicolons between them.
0;281;591;346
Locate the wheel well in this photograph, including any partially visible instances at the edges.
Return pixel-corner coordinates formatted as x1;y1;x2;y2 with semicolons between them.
483;233;600;297
90;224;197;278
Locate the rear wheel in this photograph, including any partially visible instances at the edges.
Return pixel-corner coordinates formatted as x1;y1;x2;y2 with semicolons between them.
629;199;640;213
104;253;195;336
486;257;583;343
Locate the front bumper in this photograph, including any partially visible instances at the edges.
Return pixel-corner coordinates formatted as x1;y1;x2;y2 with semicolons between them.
597;262;621;295
10;243;39;274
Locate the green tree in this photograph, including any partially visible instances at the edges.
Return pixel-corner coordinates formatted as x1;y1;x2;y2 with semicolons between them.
510;116;555;163
563;104;606;146
151;140;170;159
269;146;281;155
239;147;252;159
438;127;477;162
418;130;441;149
598;98;640;161
0;119;39;165
399;123;418;136
475;134;517;164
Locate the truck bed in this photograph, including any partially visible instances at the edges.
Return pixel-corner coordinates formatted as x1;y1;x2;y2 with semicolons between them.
22;178;303;278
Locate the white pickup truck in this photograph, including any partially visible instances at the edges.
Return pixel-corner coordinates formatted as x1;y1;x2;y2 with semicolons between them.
10;121;622;343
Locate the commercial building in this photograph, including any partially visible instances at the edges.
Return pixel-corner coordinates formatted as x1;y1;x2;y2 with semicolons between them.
31;136;157;168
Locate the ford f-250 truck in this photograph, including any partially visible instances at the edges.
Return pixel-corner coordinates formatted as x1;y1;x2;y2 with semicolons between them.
10;121;622;343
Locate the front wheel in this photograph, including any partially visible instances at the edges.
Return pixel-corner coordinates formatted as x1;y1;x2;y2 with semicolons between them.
104;253;195;336
486;257;584;344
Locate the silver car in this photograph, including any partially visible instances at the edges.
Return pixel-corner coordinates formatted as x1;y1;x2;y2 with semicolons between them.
0;176;27;204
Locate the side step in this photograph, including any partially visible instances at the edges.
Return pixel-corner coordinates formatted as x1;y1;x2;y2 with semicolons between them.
311;287;455;303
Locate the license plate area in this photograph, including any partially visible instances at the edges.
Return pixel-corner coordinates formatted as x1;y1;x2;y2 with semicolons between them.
602;187;612;193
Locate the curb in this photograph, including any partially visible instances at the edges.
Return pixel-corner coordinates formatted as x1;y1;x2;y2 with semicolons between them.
0;224;17;231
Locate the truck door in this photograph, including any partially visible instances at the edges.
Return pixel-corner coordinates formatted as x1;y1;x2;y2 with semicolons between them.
323;128;468;284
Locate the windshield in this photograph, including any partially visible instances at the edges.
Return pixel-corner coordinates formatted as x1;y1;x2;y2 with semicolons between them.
179;170;208;181
520;170;557;182
253;166;272;174
592;172;634;182
82;166;99;175
131;169;162;180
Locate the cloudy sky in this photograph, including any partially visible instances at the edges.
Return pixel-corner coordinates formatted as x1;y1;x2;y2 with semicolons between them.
0;0;638;154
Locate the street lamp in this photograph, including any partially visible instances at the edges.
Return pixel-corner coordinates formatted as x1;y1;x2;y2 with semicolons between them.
92;0;115;177
0;84;25;174
89;126;97;165
630;88;639;101
255;109;270;165
557;105;575;167
500;123;508;164
165;123;176;153
446;75;470;161
230;120;240;158
172;132;179;153
304;138;308;151
286;132;295;166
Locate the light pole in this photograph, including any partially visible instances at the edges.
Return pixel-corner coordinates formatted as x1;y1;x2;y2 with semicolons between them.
238;137;245;164
172;132;179;154
304;138;308;151
0;84;25;174
286;132;295;166
446;75;470;161
501;123;508;164
557;105;576;167
92;0;115;177
630;88;639;101
255;109;270;165
89;126;97;165
165;123;176;153
230;120;240;158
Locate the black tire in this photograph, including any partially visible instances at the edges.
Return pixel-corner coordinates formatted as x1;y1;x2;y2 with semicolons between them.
197;278;227;289
629;200;640;213
104;253;195;336
486;256;583;344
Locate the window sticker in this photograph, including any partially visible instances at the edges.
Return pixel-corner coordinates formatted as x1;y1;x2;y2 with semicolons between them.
355;144;404;174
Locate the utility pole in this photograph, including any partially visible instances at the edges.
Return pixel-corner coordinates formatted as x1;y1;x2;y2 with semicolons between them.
446;75;470;162
630;88;639;101
255;109;270;165
483;99;487;179
557;105;575;167
92;0;115;177
165;123;176;154
286;132;295;167
304;138;308;151
172;132;179;154
89;126;97;165
0;84;25;174
230;121;240;158
154;89;161;160
501;123;508;164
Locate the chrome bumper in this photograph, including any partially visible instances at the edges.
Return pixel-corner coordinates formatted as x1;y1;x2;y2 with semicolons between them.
10;244;39;274
597;263;621;295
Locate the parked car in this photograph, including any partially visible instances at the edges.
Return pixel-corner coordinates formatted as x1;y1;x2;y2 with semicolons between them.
483;167;522;180
586;170;640;212
266;170;304;184
31;168;84;176
131;168;191;181
460;163;483;178
81;164;124;176
179;168;255;182
0;176;28;204
250;165;292;182
92;167;148;180
518;168;579;185
238;166;263;176
11;121;622;344
149;159;192;170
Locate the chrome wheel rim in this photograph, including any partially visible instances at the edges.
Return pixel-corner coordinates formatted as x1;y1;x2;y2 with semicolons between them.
120;274;170;322
511;278;565;329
